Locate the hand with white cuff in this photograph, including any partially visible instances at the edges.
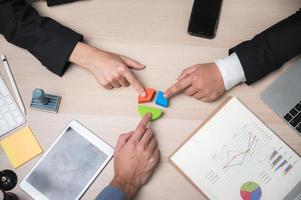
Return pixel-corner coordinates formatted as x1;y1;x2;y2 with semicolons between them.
164;53;246;102
164;63;226;102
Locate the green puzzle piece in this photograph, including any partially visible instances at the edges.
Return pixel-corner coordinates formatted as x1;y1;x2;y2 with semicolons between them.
138;105;163;121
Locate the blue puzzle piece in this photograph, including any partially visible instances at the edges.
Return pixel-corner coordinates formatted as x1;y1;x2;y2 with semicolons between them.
155;91;169;108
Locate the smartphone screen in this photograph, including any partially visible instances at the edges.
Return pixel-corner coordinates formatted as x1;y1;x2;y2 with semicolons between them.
188;0;223;39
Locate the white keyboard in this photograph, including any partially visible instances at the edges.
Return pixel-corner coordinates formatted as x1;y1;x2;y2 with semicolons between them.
0;75;25;137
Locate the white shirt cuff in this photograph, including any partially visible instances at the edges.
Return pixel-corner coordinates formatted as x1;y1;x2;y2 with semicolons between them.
215;53;246;90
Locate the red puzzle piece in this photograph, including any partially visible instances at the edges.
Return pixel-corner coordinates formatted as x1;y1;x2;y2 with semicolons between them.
138;88;156;103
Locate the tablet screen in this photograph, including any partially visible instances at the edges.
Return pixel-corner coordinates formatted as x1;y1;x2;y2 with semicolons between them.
26;127;109;200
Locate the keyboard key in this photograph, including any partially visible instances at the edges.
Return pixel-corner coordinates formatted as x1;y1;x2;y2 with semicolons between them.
8;104;17;111
0;99;5;107
290;113;301;127
295;103;301;111
0;119;9;132
15;116;24;124
5;96;13;105
284;113;293;122
0;106;8;113
296;123;301;133
0;82;9;96
12;110;21;118
289;108;298;116
4;113;16;128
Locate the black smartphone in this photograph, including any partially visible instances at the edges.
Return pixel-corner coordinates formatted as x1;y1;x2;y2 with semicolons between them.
188;0;223;39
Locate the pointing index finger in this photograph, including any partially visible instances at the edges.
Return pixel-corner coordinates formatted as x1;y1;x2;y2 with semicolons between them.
164;76;192;98
124;70;146;97
130;113;152;142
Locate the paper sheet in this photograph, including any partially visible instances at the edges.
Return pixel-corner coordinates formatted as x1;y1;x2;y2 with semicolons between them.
170;97;301;200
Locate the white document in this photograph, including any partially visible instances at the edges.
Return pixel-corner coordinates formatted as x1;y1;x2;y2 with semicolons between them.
170;97;301;200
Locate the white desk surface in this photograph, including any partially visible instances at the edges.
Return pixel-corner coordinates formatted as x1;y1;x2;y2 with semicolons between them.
0;0;300;199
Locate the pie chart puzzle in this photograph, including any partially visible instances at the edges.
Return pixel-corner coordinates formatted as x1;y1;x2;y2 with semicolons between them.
240;181;262;200
138;105;163;121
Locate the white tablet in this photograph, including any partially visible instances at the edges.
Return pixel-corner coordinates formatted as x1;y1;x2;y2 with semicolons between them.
20;120;114;200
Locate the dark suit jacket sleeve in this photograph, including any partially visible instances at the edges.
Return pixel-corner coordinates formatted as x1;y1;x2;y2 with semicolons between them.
0;0;83;76
46;0;79;7
229;9;301;85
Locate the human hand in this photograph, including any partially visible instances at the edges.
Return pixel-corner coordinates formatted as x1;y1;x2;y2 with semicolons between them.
111;114;160;199
70;42;146;96
164;63;226;102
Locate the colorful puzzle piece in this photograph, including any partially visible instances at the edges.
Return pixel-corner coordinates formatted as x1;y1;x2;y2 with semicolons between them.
138;88;156;103
138;105;163;121
155;91;169;108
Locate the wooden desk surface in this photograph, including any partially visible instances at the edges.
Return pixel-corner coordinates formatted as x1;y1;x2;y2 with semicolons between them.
0;0;300;199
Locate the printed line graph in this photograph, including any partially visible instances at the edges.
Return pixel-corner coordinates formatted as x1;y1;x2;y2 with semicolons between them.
211;122;272;179
222;132;258;169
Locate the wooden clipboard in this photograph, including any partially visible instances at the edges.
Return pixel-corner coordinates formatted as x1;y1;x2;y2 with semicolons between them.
168;96;233;199
168;96;301;199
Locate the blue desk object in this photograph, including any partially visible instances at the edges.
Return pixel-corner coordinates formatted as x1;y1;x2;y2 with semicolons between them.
155;91;169;108
30;89;61;113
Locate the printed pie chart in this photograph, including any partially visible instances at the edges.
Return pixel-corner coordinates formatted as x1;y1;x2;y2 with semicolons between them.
240;181;262;200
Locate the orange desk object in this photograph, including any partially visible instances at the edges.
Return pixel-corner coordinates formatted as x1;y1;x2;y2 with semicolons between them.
138;88;156;103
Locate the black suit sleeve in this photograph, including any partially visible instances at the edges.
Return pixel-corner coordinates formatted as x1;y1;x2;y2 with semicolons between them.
229;9;301;85
46;0;79;7
0;0;83;76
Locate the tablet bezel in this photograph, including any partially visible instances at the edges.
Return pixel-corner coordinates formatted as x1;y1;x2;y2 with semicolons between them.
20;120;114;200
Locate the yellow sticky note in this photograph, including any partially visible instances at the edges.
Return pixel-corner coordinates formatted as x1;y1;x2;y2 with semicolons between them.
0;126;43;168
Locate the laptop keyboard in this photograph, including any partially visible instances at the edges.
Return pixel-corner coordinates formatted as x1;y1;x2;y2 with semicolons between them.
284;101;301;133
0;75;25;136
